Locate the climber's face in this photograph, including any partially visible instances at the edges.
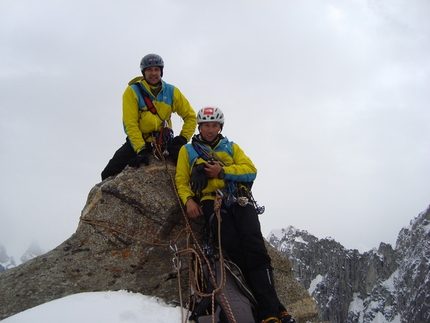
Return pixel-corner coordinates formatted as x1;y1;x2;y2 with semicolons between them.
144;66;162;85
199;122;221;143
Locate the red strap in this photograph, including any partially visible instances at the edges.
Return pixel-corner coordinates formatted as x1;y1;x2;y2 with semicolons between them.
135;82;159;116
142;95;158;115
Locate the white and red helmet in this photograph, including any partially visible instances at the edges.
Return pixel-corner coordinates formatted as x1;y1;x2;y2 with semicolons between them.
197;106;225;126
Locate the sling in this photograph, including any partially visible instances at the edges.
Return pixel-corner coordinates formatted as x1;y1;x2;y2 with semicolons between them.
133;82;173;149
133;82;161;118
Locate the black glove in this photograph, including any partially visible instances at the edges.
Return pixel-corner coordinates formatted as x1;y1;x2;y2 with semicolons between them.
168;135;187;163
190;163;208;195
128;149;149;167
172;135;187;146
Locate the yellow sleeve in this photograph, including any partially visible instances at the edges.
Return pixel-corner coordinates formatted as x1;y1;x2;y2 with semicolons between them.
223;143;257;181
172;87;197;141
122;86;146;153
175;145;194;205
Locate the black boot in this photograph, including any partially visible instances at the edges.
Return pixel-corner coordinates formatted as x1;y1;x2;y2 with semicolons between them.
279;311;296;323
247;267;280;321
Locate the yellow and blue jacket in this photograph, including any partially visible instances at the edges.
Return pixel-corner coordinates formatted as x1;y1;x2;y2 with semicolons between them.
123;77;197;153
175;135;257;205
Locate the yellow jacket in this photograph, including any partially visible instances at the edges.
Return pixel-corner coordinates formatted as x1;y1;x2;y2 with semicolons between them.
123;77;197;153
175;135;257;205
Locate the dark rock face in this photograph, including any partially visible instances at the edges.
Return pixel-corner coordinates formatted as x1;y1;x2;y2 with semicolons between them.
269;205;430;323
395;206;430;323
0;157;318;322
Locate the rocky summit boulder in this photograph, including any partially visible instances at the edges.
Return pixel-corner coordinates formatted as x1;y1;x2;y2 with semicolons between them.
0;157;319;322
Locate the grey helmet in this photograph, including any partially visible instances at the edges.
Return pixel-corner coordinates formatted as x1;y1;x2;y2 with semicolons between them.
140;53;164;77
197;106;225;128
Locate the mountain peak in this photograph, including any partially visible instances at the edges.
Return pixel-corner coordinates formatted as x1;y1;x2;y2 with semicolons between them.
269;205;430;322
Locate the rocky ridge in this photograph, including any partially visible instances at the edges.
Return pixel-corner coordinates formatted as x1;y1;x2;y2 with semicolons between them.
0;157;318;322
268;205;430;323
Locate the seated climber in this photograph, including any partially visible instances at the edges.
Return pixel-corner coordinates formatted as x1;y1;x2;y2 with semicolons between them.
101;53;197;180
175;106;295;323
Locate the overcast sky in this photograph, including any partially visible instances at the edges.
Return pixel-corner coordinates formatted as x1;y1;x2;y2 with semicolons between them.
1;0;429;259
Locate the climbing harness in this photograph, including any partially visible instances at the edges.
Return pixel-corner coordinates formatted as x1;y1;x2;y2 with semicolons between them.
151;120;173;157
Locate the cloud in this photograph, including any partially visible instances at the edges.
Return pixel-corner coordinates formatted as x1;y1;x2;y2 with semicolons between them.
0;0;429;257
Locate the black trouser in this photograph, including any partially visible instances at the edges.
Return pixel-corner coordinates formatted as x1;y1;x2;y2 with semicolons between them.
101;140;136;180
201;200;286;320
101;138;182;180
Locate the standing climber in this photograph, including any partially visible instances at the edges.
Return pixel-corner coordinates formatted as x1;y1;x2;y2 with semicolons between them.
175;106;295;323
101;53;197;180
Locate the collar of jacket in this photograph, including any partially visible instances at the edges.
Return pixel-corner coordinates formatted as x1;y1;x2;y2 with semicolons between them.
193;134;224;149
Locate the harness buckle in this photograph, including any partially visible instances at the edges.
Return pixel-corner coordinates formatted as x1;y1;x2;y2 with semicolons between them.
237;196;248;207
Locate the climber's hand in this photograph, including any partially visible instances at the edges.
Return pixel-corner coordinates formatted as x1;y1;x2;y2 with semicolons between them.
190;163;207;195
128;149;149;167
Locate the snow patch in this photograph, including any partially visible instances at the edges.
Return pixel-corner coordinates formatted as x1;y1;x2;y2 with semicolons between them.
2;291;185;323
308;274;324;295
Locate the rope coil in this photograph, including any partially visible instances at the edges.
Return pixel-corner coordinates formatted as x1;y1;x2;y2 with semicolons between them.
80;141;238;323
